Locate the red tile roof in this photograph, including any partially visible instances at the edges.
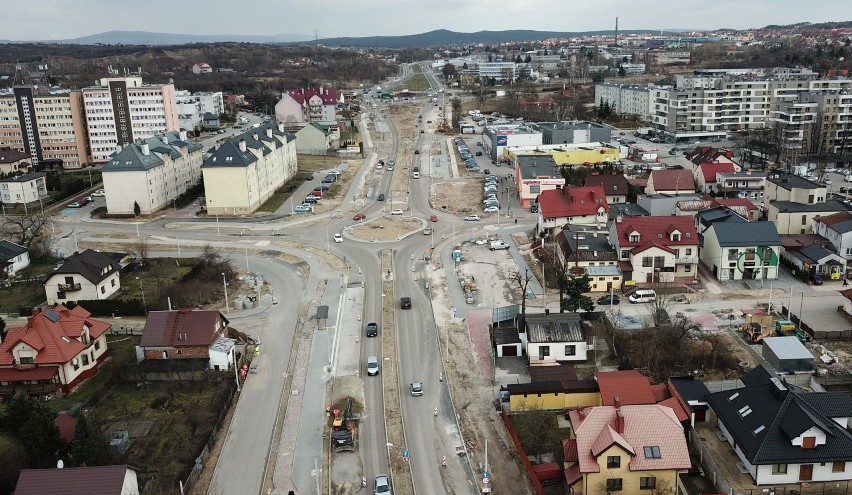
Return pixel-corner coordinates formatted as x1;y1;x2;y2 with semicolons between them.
14;465;134;495
0;306;111;366
651;384;669;402
658;397;690;422
55;413;77;444
715;198;759;211
140;309;228;348
537;186;609;219
631;241;675;255
615;216;699;250
595;370;656;405
287;87;337;106
563;438;579;462
591;424;634;456
649;169;695;192
817;211;852;226
0;365;58;381
564;464;583;485
698;162;737;183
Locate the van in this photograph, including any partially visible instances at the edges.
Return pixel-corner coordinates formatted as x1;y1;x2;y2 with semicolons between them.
489;241;510;251
628;289;657;304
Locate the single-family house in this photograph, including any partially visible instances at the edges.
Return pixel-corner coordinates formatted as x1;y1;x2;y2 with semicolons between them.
294;122;333;154
562;404;691;495
781;243;846;281
705;368;852;485
715;198;762;221
0;239;30;277
44;249;123;305
667;376;711;428
813;211;852;260
700;221;782;281
554;224;621;291
202;112;220;130
696;205;749;235
714;171;767;201
0;305;111;399
521;313;590;365
609;215;700;285
694;162;738;194
138;309;235;370
768;199;852;235
594;370;657;406
764;173;826;204
15;465;139;495
0;146;32;175
686;146;738;168
537;185;609;235
192;62;213;74
583;173;630;204
0;171;48;205
646;169;695;195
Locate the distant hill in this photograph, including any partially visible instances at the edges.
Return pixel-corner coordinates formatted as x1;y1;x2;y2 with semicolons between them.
41;30;314;45
313;29;662;48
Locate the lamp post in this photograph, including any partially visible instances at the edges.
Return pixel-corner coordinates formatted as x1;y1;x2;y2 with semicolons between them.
136;277;147;314
222;272;230;314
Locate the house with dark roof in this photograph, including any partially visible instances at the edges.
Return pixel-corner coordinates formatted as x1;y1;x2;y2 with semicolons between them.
294;122;333;154
522;313;589;365
768;199;852;235
667;376;712;427
584;173;630;204
0;239;29;277
609;215;699;286
201;122;297;215
696;205;748;235
608;203;648;221
537;185;609;235
765;173;827;204
275;87;338;125
515;154;565;208
781;243;846;281
686;146;737;168
813;211;852;261
0;306;111;399
0;146;32;175
705;371;852;485
694;162;738;194
700;221;782;281
507;378;599;412
102;131;204;215
44;249;123;305
139;309;235;370
14;465;139;495
562;404;691;495
201;111;220;129
646;169;695;195
554;224;622;291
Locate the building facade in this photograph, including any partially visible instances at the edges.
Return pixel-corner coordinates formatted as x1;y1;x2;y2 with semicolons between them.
595;82;654;120
0;172;48;205
275;87;337;125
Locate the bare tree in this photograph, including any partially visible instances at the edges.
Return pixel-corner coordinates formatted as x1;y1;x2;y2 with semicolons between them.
1;209;53;249
134;236;150;266
510;268;534;318
510;399;561;463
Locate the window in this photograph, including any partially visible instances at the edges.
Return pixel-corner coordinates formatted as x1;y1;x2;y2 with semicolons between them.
19;356;34;364
685;248;692;255
832;461;846;473
642;257;652;267
57;291;66;300
621;250;631;259
73;360;79;371
630;234;639;243
685;265;692;273
606;479;623;491
802;214;807;225
643;446;661;459
95;340;100;350
82;354;90;366
564;345;576;356
640;477;656;490
671;233;680;241
111;279;116;287
772;464;788;474
100;286;106;294
607;456;620;468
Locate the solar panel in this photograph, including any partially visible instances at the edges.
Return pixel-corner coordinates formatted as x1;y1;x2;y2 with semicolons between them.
43;310;61;323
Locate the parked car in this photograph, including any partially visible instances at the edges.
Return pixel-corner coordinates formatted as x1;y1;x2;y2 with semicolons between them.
484;206;499;213
597;295;620;305
430;214;438;222
353;213;366;221
530;204;539;213
464;214;480;221
374;474;391;495
391;209;404;215
67;201;83;208
294;204;313;213
414;150;420;154
400;296;412;309
91;189;105;197
423;228;432;235
475;151;483;156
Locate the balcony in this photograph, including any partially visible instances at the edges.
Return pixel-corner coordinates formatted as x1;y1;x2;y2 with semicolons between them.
674;257;699;265
58;283;81;291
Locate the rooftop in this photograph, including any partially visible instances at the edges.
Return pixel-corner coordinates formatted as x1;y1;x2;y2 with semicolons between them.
524;313;585;343
710;221;781;247
767;173;824;191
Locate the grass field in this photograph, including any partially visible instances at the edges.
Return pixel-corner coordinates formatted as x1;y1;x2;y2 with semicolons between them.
118;258;194;304
396;65;431;92
0;261;58;313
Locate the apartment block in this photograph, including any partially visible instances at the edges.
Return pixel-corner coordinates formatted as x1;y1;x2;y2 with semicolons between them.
175;90;224;132
594;82;654;120
0;86;90;169
83;77;179;163
770;91;852;156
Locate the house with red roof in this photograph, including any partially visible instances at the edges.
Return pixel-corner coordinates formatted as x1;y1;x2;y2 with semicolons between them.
274;87;338;125
646;169;695;195
608;215;699;286
0;306;111;399
537;185;609;235
694;162;739;194
192;62;213;74
139;309;236;370
15;465;139;495
594;370;657;406
562;403;691;495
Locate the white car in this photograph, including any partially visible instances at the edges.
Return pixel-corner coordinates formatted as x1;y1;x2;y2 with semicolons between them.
464;214;480;221
387;165;394;171
391;209;404;215
294;204;312;213
484;206;499;213
91;189;105;197
334;233;343;243
824;178;832;185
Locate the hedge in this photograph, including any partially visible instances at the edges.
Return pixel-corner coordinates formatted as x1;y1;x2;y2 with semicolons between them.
64;298;146;317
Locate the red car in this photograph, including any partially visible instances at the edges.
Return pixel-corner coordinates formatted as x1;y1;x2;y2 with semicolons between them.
353;213;366;221
308;190;322;198
430;214;438;222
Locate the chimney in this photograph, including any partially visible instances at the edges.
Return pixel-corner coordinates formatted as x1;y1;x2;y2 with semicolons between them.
614;407;625;434
278;123;284;133
266;128;273;138
31;308;41;317
162;135;168;145
616;213;623;223
179;130;188;141
141;143;150;156
239;139;246;152
613;395;621;409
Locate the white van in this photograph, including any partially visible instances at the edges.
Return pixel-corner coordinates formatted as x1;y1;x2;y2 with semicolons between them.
489;241;510;251
628;289;657;304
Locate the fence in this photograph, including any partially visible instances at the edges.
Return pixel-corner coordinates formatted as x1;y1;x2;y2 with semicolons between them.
500;410;545;495
689;429;732;495
180;380;238;492
782;306;852;341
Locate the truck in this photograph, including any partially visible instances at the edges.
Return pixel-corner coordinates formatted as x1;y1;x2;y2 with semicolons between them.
634;127;653;138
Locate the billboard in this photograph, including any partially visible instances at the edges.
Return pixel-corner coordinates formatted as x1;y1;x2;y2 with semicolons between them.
522;179;565;186
496;136;508;146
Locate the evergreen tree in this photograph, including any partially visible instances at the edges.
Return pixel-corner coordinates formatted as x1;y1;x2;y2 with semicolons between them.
70;414;109;466
561;274;595;312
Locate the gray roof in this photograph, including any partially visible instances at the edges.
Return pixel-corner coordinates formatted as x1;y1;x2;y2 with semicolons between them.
697;206;747;225
771;199;852;214
0;171;44;183
762;336;814;361
50;249;121;284
797;243;838;263
608;203;648;219
516;155;561;180
636;193;703;216
524;313;585;343
711;221;781;247
558;225;615;262
767;173;824;190
203;123;293;169
828;219;852;235
0;239;27;261
102;132;202;172
718;171;767;179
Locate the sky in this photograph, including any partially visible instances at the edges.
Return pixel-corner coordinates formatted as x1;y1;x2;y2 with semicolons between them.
1;0;849;41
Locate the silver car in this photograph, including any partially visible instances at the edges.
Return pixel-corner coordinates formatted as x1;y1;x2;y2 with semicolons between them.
374;474;391;495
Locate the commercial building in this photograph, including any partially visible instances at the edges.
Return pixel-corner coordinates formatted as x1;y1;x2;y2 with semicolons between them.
482;124;542;162
531;121;611;145
0;86;90;169
477;61;516;82
82;77;179;163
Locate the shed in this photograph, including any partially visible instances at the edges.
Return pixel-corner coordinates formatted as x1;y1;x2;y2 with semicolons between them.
761;336;813;373
493;326;522;357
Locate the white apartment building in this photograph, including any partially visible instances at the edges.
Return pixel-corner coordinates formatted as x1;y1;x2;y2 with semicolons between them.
0;172;48;205
175;91;203;133
0;86;90;169
594;82;655;120
83;77;179;163
478;61;516;82
101;131;203;215
202;123;297;215
771;90;852;156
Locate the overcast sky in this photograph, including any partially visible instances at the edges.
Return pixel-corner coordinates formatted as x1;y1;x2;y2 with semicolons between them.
2;0;847;41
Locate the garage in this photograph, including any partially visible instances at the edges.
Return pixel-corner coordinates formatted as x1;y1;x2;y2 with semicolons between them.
493;327;522;357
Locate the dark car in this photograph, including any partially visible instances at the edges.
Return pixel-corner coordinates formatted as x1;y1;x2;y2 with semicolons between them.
366;322;378;337
377;193;385;201
475;151;483;156
414;150;420;154
400;297;412;309
597;295;620;305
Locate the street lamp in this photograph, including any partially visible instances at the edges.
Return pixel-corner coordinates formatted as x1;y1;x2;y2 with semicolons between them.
136;277;147;314
222;272;230;314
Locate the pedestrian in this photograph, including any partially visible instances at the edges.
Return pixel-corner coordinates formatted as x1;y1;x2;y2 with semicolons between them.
845;278;849;287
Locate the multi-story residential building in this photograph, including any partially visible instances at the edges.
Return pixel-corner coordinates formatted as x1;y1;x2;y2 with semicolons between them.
175;91;203;133
537;185;609;235
0;172;48;206
531;121;611;145
699;220;781;281
82;77;180;163
813;211;852;260
0;86;90;169
274;87;337;125
609;215;699;285
714;171;767;201
101;131;203;215
770;90;852;156
201;122;297;215
175;91;223;118
594;82;655;121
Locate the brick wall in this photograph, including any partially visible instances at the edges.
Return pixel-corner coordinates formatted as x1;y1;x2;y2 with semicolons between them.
142;346;210;360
